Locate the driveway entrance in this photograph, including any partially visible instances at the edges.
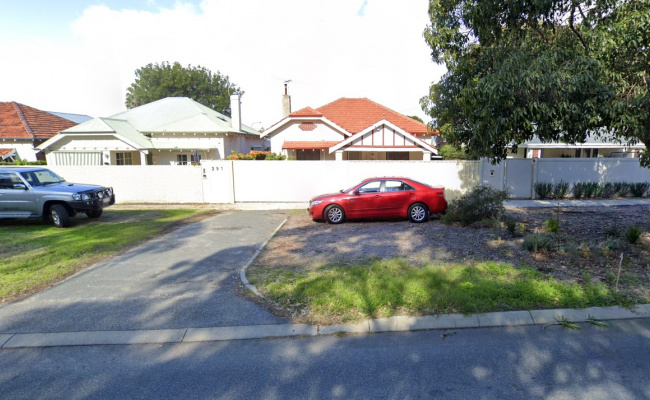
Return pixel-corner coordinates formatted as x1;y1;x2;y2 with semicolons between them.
0;210;290;334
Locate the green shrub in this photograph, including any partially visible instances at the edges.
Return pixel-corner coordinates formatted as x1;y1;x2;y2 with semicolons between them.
613;182;631;197
534;182;553;199
438;144;477;160
573;182;586;198
0;160;47;166
598;182;617;198
545;217;559;233
504;218;516;235
523;233;556;252
552;181;570;199
625;226;642;244
441;186;507;226
630;182;649;197
583;182;599;198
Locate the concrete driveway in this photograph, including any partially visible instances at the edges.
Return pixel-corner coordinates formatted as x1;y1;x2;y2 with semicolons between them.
0;210;291;334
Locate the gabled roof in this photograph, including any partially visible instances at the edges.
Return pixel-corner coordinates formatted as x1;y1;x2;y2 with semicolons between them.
40;97;259;152
38;117;153;150
288;107;324;118
316;98;431;135
109;97;259;135
0;102;77;140
263;97;434;139
330;119;437;154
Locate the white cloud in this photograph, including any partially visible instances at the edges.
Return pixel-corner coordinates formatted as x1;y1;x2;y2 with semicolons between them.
0;0;445;128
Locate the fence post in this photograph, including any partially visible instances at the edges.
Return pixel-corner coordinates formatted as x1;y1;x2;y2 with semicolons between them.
531;158;538;200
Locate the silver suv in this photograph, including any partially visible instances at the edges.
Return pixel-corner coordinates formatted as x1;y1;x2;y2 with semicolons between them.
0;167;115;228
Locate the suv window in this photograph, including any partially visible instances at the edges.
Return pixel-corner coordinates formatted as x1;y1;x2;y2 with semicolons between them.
20;170;65;186
0;172;22;189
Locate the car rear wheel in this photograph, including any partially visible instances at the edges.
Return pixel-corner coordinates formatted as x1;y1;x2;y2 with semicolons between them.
324;205;345;224
408;203;429;223
86;209;103;218
50;204;72;228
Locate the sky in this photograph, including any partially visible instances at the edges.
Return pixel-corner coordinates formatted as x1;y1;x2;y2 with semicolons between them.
0;0;446;130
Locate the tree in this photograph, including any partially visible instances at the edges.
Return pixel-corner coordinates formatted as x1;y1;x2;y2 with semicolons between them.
408;115;424;123
421;0;649;166
125;62;242;116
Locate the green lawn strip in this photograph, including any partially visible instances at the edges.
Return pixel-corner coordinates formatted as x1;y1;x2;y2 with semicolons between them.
0;210;204;301
249;258;635;323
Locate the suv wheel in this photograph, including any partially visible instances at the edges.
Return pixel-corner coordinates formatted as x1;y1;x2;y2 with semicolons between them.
50;204;72;228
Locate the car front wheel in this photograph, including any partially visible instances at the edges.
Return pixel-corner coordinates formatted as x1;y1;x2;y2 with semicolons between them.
324;205;345;224
408;203;429;223
50;204;72;228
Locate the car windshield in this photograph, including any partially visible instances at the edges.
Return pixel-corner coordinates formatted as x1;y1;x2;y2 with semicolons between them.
20;170;66;186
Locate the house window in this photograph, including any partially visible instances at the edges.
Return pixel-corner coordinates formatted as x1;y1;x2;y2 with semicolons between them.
116;152;133;165
387;152;409;160
297;149;320;160
177;154;189;165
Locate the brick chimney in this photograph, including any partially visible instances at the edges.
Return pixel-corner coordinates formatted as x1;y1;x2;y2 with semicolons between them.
230;93;241;131
282;82;291;118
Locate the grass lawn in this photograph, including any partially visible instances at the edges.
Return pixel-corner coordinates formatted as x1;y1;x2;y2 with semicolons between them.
249;257;638;325
0;209;211;303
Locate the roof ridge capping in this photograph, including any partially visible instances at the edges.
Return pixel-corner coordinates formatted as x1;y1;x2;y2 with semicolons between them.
12;102;36;138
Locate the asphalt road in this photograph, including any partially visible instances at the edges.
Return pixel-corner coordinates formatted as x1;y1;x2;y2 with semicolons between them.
0;210;291;333
1;319;649;399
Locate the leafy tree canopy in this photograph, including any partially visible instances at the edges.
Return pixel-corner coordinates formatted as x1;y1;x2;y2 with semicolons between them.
408;115;424;123
421;0;649;166
125;62;242;116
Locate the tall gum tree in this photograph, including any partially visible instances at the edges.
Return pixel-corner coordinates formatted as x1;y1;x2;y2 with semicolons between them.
421;0;649;166
125;62;242;116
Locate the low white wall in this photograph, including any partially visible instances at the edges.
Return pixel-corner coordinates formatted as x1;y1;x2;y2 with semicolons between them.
535;158;650;184
46;159;649;204
50;165;204;203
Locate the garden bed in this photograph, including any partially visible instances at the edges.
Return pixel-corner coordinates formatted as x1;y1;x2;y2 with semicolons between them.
246;205;650;324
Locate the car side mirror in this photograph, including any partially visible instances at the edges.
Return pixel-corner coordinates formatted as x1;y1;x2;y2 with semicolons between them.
14;183;27;190
353;190;360;195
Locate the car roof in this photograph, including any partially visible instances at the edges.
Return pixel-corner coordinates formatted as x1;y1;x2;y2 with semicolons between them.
0;166;50;173
360;177;413;182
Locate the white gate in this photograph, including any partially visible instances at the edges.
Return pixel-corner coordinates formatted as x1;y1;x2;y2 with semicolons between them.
200;161;234;203
505;159;534;199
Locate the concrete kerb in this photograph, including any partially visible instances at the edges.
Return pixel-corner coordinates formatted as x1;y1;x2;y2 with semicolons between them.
239;218;288;297
2;305;649;349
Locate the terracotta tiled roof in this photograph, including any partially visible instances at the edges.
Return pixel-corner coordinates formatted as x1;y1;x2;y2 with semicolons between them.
288;107;324;117
0;102;77;140
0;148;15;156
282;141;341;150
316;98;432;135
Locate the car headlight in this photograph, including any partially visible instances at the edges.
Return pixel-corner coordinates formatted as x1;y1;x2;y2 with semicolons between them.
72;193;92;201
311;200;323;206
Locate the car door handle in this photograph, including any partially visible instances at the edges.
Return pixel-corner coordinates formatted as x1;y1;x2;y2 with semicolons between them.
374;195;380;198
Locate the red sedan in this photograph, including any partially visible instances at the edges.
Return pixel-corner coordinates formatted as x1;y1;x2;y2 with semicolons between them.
308;177;447;224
